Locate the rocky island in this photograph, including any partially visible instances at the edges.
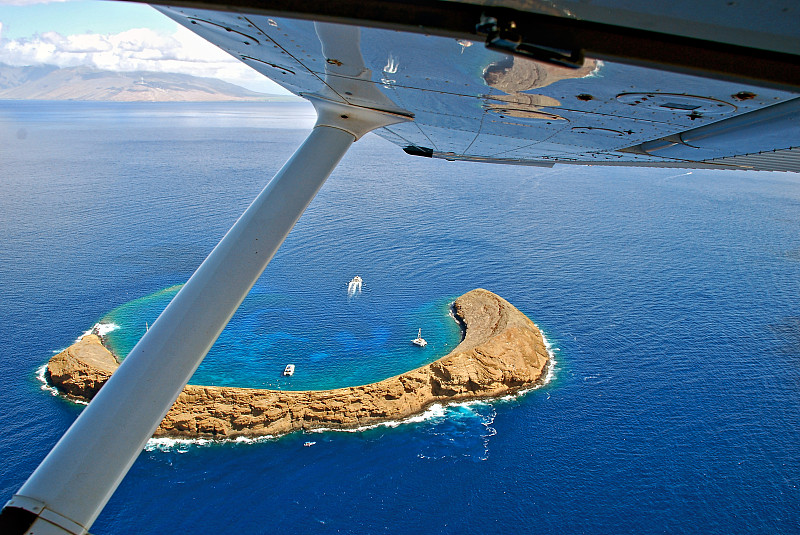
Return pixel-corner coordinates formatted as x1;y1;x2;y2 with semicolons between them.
46;289;549;439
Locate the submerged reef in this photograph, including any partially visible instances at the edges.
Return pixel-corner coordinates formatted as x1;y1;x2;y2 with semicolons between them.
46;289;549;439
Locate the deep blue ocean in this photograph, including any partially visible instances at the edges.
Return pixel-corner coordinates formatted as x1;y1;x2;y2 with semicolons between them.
1;101;799;533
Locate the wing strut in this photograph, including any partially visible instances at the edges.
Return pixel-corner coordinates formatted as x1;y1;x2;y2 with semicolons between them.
0;97;410;535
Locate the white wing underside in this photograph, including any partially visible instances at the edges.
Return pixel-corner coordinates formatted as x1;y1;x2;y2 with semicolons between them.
156;4;800;172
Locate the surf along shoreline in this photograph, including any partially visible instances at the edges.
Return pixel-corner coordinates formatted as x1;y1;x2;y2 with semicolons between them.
45;289;550;439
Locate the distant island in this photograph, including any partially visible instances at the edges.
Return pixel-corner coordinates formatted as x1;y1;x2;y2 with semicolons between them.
0;63;300;102
46;289;550;439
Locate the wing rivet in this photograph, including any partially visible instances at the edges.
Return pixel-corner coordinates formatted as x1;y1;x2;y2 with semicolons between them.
732;91;756;101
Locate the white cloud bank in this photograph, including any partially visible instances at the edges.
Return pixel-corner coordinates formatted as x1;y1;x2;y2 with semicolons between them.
0;25;290;93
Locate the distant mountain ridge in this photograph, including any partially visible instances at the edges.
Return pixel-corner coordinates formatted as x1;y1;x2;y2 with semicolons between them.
0;64;296;102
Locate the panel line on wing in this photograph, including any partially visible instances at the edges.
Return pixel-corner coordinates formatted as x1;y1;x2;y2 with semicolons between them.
461;109;488;156
244;16;349;104
484;125;565;158
379;125;420;148
409;122;440;152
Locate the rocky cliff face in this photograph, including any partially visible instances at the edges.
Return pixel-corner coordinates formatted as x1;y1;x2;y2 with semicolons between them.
47;334;119;399
46;289;549;439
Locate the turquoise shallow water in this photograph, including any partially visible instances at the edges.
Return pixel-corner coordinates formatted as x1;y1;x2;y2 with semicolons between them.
100;285;463;390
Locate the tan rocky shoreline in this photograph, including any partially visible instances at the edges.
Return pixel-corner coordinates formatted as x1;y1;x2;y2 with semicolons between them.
46;289;550;439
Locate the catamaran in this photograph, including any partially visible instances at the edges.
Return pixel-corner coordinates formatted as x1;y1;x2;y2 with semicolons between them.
412;329;427;347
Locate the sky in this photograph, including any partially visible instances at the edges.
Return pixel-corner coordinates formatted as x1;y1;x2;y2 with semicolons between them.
0;0;291;93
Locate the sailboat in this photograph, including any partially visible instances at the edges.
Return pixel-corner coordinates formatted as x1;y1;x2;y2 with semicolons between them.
412;328;427;347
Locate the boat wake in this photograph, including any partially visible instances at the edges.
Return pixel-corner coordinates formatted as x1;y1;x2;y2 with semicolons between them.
347;275;363;299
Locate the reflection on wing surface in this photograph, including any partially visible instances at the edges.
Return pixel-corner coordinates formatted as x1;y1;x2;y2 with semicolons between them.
157;6;800;172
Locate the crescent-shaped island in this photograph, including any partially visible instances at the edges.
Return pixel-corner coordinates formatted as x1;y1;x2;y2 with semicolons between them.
46;289;550;439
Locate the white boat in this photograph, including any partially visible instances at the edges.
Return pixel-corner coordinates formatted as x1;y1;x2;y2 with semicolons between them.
347;275;363;297
411;328;427;347
283;364;295;376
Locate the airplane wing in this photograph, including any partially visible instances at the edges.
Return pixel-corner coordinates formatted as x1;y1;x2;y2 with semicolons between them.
149;1;800;172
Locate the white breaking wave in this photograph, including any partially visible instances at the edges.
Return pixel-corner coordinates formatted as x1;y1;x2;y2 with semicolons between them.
35;364;88;405
539;329;558;386
44;321;122;362
36;321;122;407
147;403;457;453
76;321;120;343
145;437;212;452
458;402;498;460
35;364;59;397
494;326;557;401
307;403;449;435
144;434;277;452
50;321;120;354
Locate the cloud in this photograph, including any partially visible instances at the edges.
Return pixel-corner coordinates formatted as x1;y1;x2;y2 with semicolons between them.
0;25;289;93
